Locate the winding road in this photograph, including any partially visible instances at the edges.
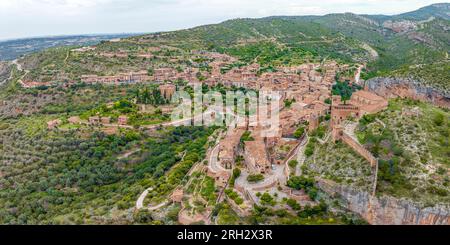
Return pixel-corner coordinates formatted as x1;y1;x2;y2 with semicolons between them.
135;187;169;211
11;59;30;87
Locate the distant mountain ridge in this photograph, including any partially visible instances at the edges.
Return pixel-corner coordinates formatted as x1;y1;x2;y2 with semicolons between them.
0;34;141;61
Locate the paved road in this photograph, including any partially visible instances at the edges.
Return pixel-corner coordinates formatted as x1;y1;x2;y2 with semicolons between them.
208;143;228;173
135;187;170;211
235;163;285;191
136;188;153;209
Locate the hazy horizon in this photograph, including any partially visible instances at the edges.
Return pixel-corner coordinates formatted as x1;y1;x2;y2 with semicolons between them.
0;0;448;41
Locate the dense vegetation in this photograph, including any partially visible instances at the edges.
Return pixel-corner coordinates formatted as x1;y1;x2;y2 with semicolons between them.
332;81;362;102
0;123;214;224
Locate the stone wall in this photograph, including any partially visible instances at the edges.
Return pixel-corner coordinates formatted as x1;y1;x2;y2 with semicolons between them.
366;77;450;109
317;179;450;225
341;132;377;167
225;196;251;216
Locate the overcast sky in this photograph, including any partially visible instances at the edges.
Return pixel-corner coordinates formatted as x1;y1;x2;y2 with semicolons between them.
0;0;447;40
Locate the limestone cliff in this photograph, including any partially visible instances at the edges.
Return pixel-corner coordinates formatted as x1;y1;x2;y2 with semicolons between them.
366;77;450;109
0;62;12;86
318;179;450;225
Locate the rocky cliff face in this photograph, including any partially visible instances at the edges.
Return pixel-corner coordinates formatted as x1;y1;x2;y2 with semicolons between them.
318;179;450;225
366;77;450;109
0;62;12;86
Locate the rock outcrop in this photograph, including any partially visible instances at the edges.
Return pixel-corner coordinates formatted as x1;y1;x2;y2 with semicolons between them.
0;62;12;86
366;77;450;109
318;179;450;225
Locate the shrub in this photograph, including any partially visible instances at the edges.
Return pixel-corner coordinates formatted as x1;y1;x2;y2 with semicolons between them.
305;142;315;157
433;113;444;126
289;160;298;168
247;174;264;183
293;127;305;139
229;168;241;187
287;176;318;200
240;131;254;142
260;192;276;206
286;198;301;210
133;209;153;223
287;176;314;190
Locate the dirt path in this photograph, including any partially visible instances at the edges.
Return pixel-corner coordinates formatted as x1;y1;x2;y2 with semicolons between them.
12;59;30;86
118;149;141;160
295;135;309;176
360;42;379;60
63;51;70;64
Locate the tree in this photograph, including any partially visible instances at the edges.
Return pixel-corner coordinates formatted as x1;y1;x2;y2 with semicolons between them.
247;174;264;183
287;176;317;200
288;160;298;168
133;209;153;223
293;127;305;139
232;168;241;179
286;198;301;210
305;144;315;157
433;113;444;126
260;192;275;206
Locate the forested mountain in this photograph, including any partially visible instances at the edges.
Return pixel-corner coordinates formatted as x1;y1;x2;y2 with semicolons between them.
0;34;139;61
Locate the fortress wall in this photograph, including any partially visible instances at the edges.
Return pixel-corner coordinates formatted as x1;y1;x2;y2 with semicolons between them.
341;132;377;167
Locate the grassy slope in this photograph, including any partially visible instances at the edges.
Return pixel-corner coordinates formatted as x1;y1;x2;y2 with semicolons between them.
303;138;373;191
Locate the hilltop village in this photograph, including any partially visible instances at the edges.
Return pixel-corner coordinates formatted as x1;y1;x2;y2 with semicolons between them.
1;3;450;227
27;44;361;133
8;35;448;224
22;44;393;225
